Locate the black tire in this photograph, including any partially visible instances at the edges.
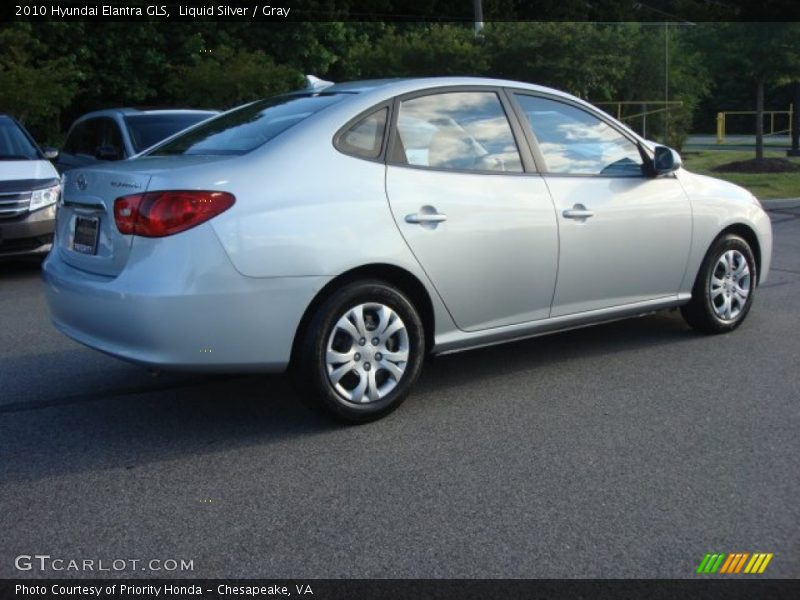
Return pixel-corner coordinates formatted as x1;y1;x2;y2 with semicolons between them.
292;280;425;423
680;234;757;334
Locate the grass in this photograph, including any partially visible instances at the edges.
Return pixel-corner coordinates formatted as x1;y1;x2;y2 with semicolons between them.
681;150;800;199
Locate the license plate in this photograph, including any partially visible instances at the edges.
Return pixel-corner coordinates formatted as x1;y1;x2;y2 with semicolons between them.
73;216;100;255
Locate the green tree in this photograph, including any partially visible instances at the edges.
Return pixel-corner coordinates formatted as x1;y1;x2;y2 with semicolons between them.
239;22;357;77
694;23;800;161
482;22;637;100
71;23;168;109
342;24;488;79
164;46;302;109
0;24;81;142
616;24;710;150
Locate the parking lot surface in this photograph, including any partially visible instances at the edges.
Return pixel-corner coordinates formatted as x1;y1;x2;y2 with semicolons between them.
1;203;799;578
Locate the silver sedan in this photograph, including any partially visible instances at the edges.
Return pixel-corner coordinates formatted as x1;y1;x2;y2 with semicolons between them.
43;77;773;422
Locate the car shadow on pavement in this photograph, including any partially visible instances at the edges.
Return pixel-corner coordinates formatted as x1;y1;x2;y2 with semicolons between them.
421;309;694;394
0;310;698;485
0;257;45;278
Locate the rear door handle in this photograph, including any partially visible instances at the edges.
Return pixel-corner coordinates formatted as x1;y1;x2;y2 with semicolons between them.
405;211;447;224
562;204;594;220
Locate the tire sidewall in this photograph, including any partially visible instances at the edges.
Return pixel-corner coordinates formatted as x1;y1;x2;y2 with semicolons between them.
301;281;425;422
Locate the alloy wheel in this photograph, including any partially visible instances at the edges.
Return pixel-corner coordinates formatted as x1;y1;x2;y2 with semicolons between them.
709;249;751;321
325;303;410;404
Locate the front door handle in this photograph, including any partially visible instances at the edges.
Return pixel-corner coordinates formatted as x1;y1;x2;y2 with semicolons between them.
405;207;447;225
562;204;594;220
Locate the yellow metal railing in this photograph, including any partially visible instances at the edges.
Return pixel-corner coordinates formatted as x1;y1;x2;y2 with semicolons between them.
716;105;793;143
593;100;684;138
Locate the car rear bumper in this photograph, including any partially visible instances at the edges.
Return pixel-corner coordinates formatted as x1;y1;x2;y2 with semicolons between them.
42;226;329;372
0;205;55;257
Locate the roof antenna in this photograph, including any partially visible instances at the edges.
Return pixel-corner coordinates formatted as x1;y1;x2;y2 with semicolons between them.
304;75;334;91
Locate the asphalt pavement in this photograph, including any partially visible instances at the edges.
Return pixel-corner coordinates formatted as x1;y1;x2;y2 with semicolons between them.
1;203;798;579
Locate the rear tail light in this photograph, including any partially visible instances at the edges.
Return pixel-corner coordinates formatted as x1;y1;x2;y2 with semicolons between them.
114;190;235;237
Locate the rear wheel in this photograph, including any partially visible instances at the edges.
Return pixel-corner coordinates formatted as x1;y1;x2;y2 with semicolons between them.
293;280;425;423
681;234;756;333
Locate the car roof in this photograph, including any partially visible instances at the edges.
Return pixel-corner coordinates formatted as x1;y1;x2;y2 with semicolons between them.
321;76;575;100
74;108;219;121
303;76;592;123
322;79;407;93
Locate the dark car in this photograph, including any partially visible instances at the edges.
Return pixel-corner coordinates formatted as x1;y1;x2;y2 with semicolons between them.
0;114;61;258
55;108;218;173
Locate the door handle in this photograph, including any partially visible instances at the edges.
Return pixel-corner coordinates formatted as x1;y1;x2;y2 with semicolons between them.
562;204;594;220
405;212;447;224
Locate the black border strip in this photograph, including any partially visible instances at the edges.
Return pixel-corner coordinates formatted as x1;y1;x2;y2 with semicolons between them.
2;579;800;600
5;1;800;23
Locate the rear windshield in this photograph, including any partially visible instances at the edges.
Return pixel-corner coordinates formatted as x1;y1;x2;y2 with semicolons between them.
124;113;215;153
148;94;346;156
0;116;39;160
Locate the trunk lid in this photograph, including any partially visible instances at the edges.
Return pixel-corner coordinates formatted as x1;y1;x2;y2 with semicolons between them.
56;156;240;276
57;167;152;276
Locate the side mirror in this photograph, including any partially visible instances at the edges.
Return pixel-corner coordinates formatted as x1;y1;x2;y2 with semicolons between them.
653;145;682;175
42;147;59;161
95;145;121;161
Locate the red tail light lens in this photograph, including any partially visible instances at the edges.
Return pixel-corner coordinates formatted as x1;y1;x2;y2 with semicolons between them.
113;191;235;237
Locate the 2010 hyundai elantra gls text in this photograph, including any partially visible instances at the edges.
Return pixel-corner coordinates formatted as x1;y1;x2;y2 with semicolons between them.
43;77;773;422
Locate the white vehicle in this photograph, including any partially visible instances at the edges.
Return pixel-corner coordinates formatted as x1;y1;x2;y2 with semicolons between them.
0;113;60;257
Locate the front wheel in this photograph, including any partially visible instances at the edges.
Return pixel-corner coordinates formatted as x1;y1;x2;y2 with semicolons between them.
681;234;757;334
293;280;425;423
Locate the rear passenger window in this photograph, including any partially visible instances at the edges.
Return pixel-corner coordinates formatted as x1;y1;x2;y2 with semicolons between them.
336;108;388;159
63;118;124;159
63;121;91;155
96;118;125;159
393;91;523;173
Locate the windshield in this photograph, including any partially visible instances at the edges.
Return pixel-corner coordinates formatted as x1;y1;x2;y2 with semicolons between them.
0;117;40;160
124;113;216;153
148;94;346;156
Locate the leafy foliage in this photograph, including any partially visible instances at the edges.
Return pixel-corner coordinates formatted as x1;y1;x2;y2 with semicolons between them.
342;24;489;78
0;24;81;135
691;23;800;159
164;46;302;109
614;24;711;149
482;22;637;100
0;18;796;156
